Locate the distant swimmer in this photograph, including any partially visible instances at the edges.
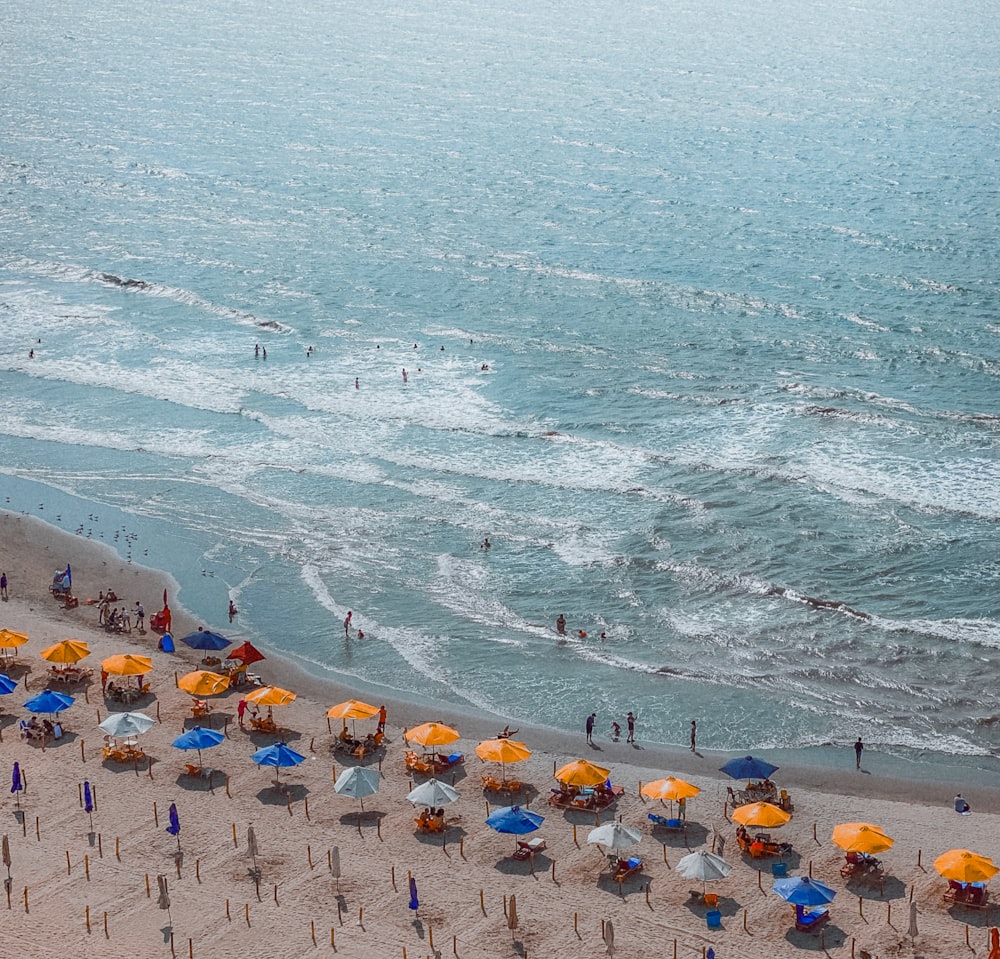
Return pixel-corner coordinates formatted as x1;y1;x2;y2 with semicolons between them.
228;600;238;622
402;368;408;383
355;377;359;389
262;347;267;359
556;614;566;635
481;537;491;550
255;344;259;358
344;610;353;636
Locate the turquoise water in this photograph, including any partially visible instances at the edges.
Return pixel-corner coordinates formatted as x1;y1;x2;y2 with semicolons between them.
2;0;999;771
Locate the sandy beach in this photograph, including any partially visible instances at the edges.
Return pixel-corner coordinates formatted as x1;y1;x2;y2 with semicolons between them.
1;510;998;959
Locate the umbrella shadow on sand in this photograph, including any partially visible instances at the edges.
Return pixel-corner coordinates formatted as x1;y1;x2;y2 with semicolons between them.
493;850;551;877
784;923;846;950
683;893;742;919
596;872;647;896
30;729;79;751
412;824;467;849
174;771;222;793
248;727;303;745
654;821;709;850
846;874;906;901
255;783;309;806
336;810;385;829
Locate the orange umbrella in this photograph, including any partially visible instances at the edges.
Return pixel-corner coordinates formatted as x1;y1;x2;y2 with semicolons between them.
0;629;29;650
934;849;998;884
731;802;791;829
554;759;611;787
178;670;231;697
327;699;379;738
102;654;154;676
476;738;532;781
404;722;460;748
640;776;700;802
40;639;91;664
831;823;893;855
244;685;296;707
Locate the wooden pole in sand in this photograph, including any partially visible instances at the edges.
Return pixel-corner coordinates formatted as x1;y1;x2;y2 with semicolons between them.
480;889;485;915
84;855;90;881
86;905;90;932
80;740;86;761
153;802;159;827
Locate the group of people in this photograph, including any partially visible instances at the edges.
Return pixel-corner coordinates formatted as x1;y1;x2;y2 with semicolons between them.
96;591;144;634
416;807;446;830
20;716;63;741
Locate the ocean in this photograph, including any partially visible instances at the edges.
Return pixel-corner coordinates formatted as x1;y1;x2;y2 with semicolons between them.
2;0;999;776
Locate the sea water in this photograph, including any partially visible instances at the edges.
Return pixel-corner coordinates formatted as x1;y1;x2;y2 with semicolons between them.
2;0;999;775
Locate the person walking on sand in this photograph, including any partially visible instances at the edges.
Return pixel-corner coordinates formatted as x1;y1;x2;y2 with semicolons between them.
135;600;144;633
237;698;247;728
626;711;636;744
377;704;387;734
854;737;864;769
586;712;596;745
690;719;697;752
0;571;7;601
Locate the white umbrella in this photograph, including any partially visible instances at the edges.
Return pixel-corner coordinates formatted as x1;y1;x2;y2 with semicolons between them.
676;849;732;893
587;822;642;851
406;778;460;808
98;711;155;738
334;767;380;811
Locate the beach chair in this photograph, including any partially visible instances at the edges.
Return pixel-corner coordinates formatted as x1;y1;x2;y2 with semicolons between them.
612;856;644;884
794;906;829;933
648;812;685;832
512;838;546;861
703;893;719;908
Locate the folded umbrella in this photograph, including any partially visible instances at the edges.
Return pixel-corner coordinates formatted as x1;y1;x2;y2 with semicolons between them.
11;762;23;809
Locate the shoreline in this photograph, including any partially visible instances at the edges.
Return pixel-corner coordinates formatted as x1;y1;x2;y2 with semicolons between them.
3;508;997;813
2;508;1000;959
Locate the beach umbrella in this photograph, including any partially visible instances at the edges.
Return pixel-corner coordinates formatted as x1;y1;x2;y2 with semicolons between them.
99;711;155;738
177;670;230;697
2;834;11;880
101;653;153;676
172;726;225;765
180;629;232;652
731;801;791;829
640;776;700;803
228;641;266;665
475;738;532;781
408;875;419;913
0;674;18;695
934;849;999;884
245;685;296;707
486;805;543;853
720;755;779;782
676;850;732;894
508;893;518;936
330;846;341;891
11;762;23;810
831;822;894;855
602;917;614;956
83;780;94;831
0;629;29;651
252;741;305;787
406;778;460;808
40;639;90;664
404;722;460;748
555;759;611;787
908;902;919;940
24;689;74;717
327;699;379;739
334;766;380;812
166;802;181;850
247;826;259;874
588;822;642;851
157;874;171;925
773;875;836;907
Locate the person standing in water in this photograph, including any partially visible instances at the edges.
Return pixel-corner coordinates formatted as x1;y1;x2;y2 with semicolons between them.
556;614;566;635
344;610;353;636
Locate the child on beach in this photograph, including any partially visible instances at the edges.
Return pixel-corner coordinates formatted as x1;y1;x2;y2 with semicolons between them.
611;721;621;741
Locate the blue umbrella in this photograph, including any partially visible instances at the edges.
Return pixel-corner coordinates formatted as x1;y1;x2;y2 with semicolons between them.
172;726;225;766
408;875;419;912
773;875;836;907
83;780;94;830
252;742;305;787
180;630;232;652
0;674;18;695
11;762;23;809
486;805;544;835
24;689;75;716
166;802;181;848
719;755;779;782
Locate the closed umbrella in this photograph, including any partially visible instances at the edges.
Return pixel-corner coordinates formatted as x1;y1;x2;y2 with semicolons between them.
334;766;380;813
719;755;779;783
83;780;94;831
603;917;614;956
157;874;171;923
676;850;732;894
247;826;259;873
11;762;23;810
166;802;181;850
508;893;518;935
406;778;460;808
588;822;642;851
408;875;419;913
2;833;11;880
172;726;225;766
731;802;790;829
907;902;919;940
99;711;155;738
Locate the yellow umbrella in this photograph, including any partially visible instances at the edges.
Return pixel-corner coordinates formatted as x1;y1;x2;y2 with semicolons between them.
178;670;231;697
475;738;532;765
327;700;379;720
40;639;91;664
0;629;29;649
102;653;154;676
404;722;460;748
731;802;791;829
934;849;999;884
831;822;894;855
554;759;611;787
641;776;701;802
245;685;297;707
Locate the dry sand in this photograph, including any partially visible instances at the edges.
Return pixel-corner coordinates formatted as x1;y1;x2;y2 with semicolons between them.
1;510;997;959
